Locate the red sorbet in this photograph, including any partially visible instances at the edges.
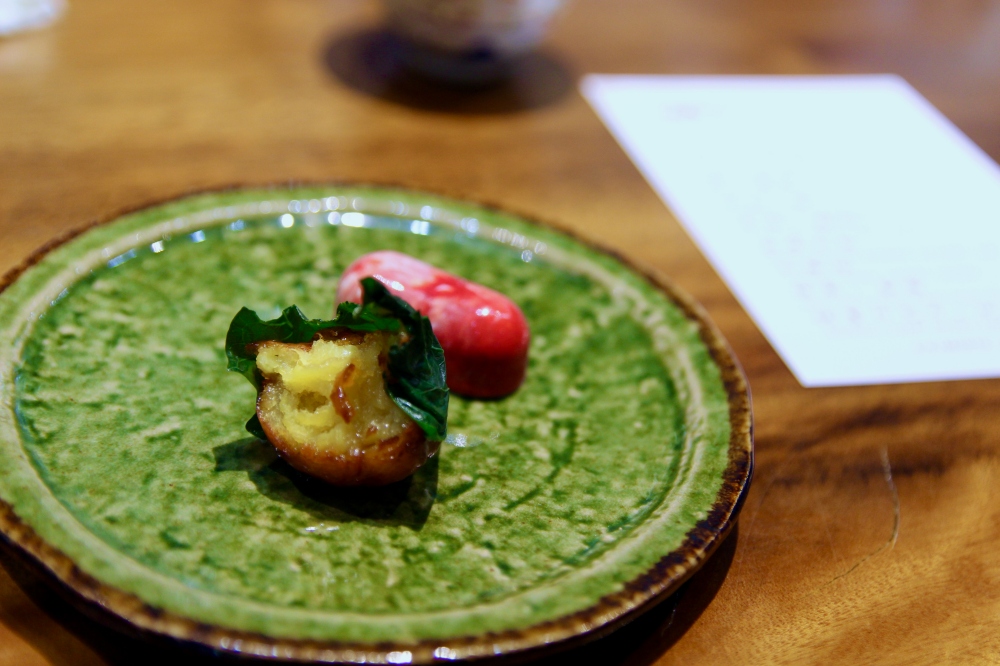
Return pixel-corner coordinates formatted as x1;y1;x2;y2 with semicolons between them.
336;251;530;398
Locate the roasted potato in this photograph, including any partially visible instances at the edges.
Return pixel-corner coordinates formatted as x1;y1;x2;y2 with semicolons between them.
254;329;439;486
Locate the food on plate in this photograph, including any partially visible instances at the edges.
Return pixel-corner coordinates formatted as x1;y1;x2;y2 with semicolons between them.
336;251;530;398
225;278;448;486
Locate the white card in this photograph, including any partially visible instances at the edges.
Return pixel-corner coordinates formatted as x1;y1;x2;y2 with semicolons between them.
582;74;1000;387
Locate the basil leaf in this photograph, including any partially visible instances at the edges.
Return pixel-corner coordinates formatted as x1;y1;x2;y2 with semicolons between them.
245;413;267;440
224;277;449;441
362;279;449;442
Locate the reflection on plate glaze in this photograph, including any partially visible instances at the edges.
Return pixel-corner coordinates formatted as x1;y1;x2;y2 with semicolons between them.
446;431;499;448
0;187;737;646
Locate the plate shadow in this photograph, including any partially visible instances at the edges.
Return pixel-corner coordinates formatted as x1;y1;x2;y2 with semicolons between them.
321;28;575;115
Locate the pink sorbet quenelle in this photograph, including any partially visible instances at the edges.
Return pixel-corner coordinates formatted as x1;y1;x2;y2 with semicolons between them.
336;251;530;398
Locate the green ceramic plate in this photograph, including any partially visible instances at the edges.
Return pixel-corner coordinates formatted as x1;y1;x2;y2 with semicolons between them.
0;186;752;662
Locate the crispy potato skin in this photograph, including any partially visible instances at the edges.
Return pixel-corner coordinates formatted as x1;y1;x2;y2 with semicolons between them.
258;409;438;486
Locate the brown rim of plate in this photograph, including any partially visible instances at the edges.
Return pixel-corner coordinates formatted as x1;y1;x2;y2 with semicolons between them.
0;183;754;664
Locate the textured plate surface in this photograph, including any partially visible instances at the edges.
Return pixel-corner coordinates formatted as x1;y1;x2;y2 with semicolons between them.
0;186;752;662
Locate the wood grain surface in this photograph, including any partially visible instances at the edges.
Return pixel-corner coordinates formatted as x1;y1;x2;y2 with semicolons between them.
2;0;1000;663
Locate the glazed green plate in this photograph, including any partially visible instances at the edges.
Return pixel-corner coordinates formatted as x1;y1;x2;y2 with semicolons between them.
0;186;752;662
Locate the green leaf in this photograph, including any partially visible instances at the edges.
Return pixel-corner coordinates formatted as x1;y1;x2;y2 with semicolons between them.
245;413;267;440
224;277;448;441
362;279;449;440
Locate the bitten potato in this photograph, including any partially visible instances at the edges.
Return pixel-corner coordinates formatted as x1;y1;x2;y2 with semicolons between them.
254;329;438;486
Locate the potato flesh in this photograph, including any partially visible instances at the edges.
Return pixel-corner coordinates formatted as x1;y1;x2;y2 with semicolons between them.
255;335;413;455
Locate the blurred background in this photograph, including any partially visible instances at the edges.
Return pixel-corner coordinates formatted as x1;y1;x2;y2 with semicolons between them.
2;1;1000;664
3;0;999;287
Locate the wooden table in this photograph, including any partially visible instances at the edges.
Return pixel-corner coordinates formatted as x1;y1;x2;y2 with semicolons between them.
2;0;1000;663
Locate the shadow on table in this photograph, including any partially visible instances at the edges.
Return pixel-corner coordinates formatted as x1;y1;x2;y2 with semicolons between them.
0;520;737;666
321;28;575;115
